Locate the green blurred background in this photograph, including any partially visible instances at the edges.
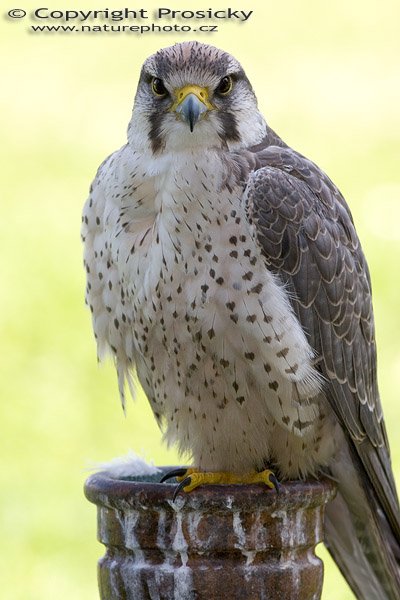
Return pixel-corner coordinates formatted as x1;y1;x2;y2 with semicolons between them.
1;1;399;598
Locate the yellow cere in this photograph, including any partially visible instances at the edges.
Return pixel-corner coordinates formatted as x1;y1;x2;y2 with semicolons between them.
170;84;214;111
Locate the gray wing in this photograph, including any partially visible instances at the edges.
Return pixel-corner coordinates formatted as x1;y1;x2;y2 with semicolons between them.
244;143;400;540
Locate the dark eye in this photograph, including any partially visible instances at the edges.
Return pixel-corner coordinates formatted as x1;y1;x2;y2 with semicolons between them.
215;76;233;96
151;77;167;97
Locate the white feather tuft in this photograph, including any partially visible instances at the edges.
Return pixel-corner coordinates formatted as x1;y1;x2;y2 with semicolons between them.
87;450;161;479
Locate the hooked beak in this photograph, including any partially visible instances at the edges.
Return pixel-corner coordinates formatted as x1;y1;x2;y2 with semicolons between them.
171;85;213;132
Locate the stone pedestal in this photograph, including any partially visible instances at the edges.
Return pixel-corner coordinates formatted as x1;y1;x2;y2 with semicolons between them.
85;468;336;600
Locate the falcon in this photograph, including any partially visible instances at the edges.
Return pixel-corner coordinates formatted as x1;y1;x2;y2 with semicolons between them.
82;41;400;598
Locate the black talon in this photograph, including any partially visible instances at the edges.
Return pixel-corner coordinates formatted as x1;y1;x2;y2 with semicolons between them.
173;477;192;502
269;474;281;494
160;467;188;484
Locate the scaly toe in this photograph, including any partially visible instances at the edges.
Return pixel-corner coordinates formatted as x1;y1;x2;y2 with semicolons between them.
170;469;280;501
242;469;280;491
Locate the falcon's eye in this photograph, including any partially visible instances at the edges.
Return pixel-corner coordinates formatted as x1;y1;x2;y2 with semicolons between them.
151;77;168;97
215;76;233;96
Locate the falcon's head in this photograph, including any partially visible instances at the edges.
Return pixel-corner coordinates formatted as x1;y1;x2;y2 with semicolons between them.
128;41;267;154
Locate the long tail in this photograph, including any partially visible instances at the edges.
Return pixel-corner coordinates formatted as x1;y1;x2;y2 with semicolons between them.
325;455;400;599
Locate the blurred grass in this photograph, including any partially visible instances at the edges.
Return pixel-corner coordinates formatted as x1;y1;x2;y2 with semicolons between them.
1;1;399;598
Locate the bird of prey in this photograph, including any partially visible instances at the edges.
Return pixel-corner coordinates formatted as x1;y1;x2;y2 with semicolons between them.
82;41;400;598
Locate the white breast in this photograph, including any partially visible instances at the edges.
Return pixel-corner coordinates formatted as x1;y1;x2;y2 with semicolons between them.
105;149;327;475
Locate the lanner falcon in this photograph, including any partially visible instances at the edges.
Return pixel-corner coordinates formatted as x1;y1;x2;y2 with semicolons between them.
82;41;400;598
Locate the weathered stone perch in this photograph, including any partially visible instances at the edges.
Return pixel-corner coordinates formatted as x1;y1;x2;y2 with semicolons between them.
85;468;336;600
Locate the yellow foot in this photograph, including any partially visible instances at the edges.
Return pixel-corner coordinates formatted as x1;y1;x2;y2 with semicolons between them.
160;468;279;501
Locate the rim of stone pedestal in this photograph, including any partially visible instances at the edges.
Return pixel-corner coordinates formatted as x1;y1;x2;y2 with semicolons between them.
85;467;337;511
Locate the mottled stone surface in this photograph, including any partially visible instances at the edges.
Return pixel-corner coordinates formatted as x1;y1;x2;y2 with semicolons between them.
85;469;336;600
